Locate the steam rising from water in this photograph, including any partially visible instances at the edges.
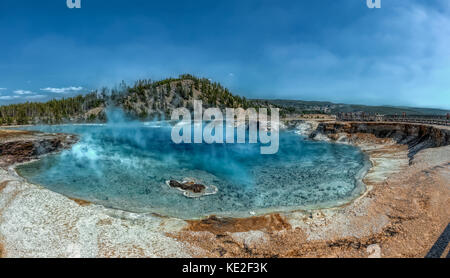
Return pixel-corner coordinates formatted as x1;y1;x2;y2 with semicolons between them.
15;109;369;219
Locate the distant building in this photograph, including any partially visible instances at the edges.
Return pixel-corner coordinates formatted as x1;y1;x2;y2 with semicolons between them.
375;113;385;122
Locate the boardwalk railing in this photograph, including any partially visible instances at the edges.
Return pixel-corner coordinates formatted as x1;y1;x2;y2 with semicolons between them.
384;115;450;126
337;114;450;126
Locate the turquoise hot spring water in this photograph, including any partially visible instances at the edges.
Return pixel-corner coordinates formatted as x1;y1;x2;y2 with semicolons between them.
14;119;370;219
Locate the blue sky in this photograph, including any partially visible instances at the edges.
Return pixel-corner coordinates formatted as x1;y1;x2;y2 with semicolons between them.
0;0;449;109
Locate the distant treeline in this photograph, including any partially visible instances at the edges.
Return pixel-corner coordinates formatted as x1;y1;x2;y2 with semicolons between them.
0;93;104;125
263;99;450;116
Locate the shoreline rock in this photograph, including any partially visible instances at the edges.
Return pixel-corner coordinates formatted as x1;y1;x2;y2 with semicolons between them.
311;121;450;160
0;129;78;167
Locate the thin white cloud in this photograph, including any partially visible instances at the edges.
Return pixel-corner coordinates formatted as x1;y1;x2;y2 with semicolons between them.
40;86;83;94
24;95;46;99
0;88;6;90
14;90;34;95
0;95;20;100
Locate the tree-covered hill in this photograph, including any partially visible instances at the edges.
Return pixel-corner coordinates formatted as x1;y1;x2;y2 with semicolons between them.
0;74;262;125
117;74;254;119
